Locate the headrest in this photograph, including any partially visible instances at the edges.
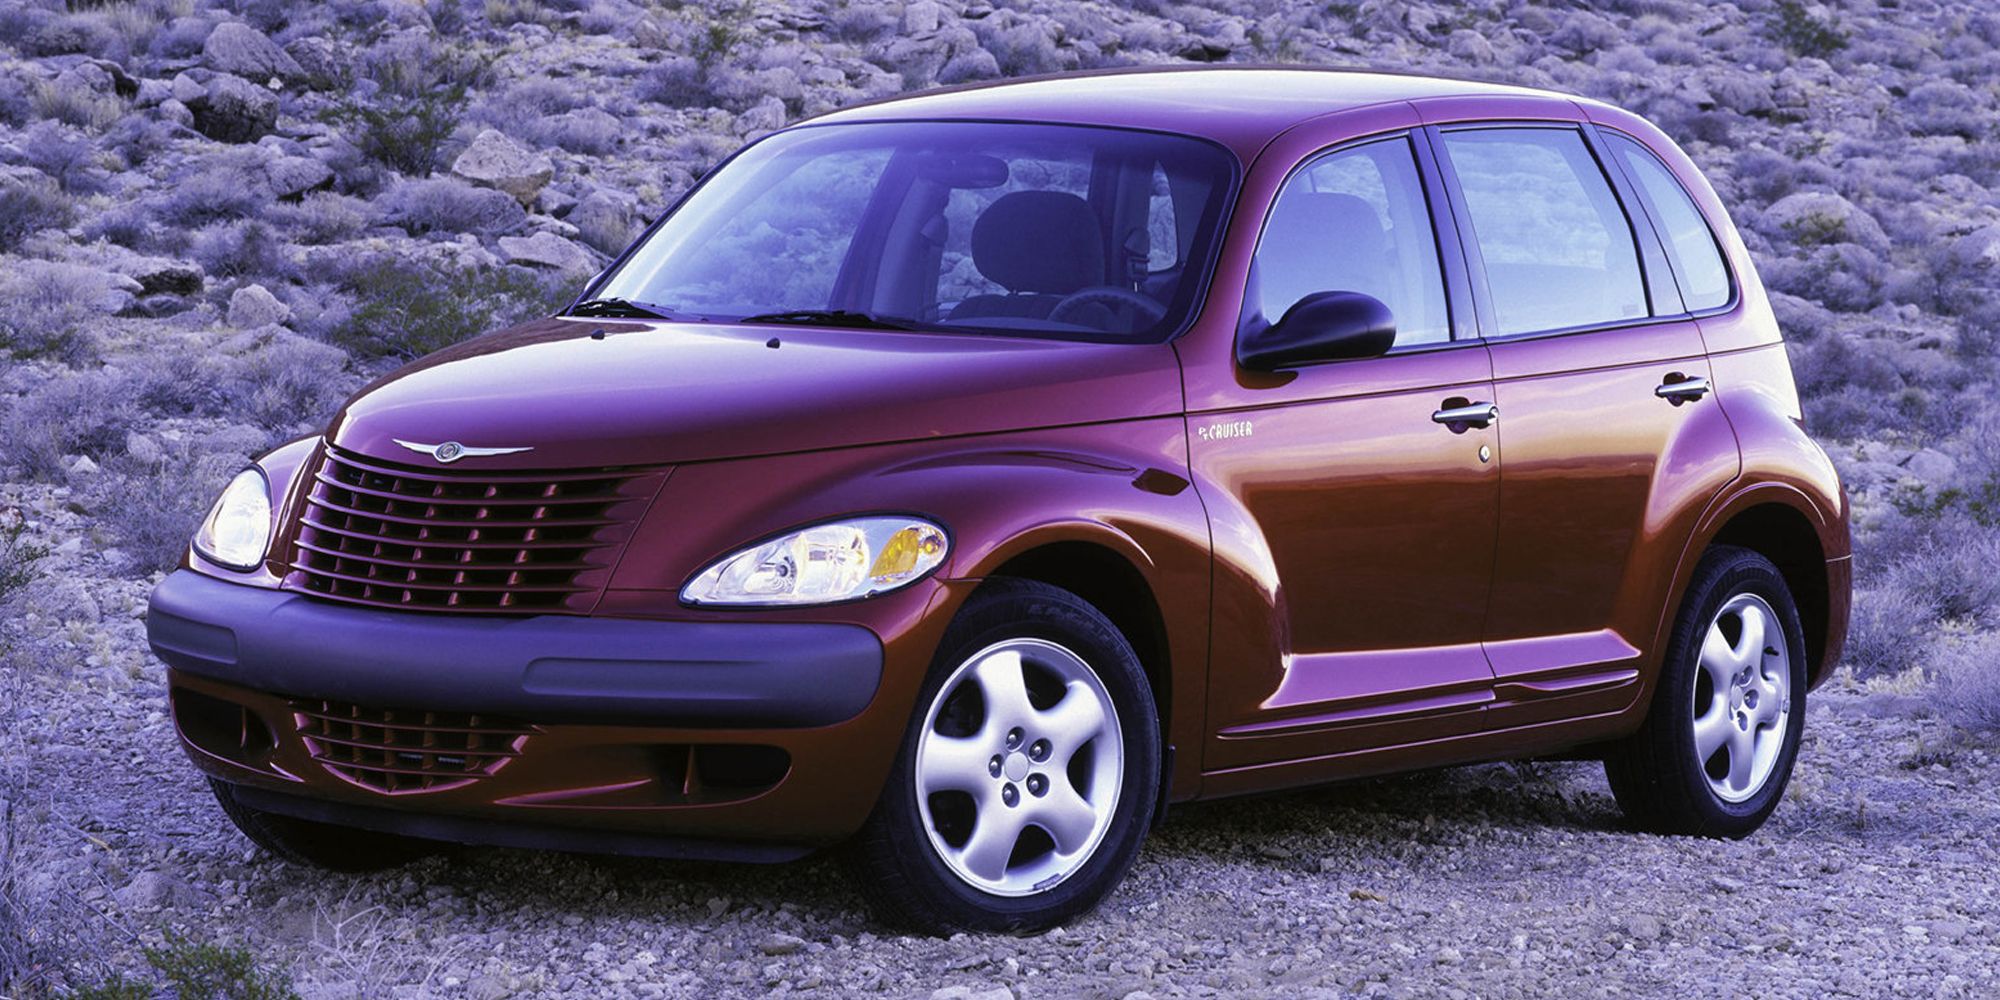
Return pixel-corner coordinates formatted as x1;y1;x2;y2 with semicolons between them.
970;190;1104;295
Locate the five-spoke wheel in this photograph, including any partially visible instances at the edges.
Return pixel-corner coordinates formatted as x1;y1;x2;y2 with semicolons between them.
849;579;1159;933
915;638;1123;896
1607;546;1807;837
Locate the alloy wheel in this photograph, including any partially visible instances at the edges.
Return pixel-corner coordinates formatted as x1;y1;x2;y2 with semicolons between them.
913;638;1124;897
1691;592;1792;803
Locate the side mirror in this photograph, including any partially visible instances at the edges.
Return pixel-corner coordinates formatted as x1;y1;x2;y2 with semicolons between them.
1238;291;1396;371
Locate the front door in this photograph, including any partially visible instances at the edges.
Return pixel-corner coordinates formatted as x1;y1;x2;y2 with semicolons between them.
1191;132;1501;770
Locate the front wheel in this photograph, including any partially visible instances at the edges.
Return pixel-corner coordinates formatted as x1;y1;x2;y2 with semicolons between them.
1605;546;1808;837
848;578;1160;933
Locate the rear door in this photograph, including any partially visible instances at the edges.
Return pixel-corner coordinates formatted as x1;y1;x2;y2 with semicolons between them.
1428;122;1740;726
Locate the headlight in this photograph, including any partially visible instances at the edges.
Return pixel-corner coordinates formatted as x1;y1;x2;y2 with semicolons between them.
192;468;272;571
681;516;949;607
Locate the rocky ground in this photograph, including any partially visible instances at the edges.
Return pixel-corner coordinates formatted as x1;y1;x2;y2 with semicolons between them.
3;0;2000;995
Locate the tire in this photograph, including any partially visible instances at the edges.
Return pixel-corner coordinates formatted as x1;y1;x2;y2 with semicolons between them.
847;578;1161;934
209;779;438;872
1605;546;1808;838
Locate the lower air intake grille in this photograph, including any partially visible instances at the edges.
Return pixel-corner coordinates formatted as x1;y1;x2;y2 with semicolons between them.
293;699;537;794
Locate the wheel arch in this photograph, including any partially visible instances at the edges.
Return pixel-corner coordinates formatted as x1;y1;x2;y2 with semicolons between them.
1689;486;1838;687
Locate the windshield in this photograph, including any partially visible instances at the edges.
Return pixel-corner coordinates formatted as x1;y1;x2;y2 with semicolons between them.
589;121;1237;343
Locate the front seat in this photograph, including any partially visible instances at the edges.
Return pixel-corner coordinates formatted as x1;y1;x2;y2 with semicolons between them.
949;190;1104;322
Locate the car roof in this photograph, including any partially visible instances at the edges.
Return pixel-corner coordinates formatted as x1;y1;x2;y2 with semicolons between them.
808;66;1581;157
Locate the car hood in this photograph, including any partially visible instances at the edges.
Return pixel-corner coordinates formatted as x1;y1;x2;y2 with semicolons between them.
328;317;1186;469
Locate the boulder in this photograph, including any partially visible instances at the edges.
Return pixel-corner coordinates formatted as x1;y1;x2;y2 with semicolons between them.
262;155;333;199
451;129;554;207
228;283;291;328
186;73;279;143
497;231;599;276
1762;191;1890;253
202;22;303;82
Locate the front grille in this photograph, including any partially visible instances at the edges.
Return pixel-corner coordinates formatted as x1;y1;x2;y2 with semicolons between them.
285;445;663;614
294;699;537;794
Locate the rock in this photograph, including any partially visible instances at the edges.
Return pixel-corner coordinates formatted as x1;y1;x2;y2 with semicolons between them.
498;232;599;275
114;871;182;910
1624;914;1662;942
930;988;1013;1000
905;0;944;34
758;932;807;956
158;98;194;128
228;284;291;328
1901;448;1956;483
451;129;555;206
68;455;99;476
738;95;789;134
202;22;303;82
1447;28;1496;63
466;974;515;1000
186;73;279;143
569;190;635;255
283;36;345;86
125;432;163;465
1762;192;1890;253
263;155;333;199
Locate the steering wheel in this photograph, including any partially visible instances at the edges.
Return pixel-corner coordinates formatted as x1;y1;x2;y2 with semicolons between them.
1047;286;1169;329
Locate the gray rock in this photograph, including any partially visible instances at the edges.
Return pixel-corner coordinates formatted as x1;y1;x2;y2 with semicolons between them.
1763;192;1891;253
497;231;599;275
228;284;291;328
202;22;303;82
905;0;944;35
758;933;808;956
114;870;182;910
569;190;636;255
68;455;99;476
451;129;555;207
186;73;279;143
263;155;333;199
283;36;345;86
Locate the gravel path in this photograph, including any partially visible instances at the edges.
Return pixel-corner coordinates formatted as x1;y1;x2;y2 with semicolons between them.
5;532;1993;1000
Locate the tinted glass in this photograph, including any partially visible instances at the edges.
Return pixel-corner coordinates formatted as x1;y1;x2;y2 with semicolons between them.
1442;128;1648;336
1607;134;1732;312
1246;137;1450;347
595;121;1235;343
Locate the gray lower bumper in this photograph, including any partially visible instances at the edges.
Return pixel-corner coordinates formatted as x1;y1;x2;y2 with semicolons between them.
146;570;884;727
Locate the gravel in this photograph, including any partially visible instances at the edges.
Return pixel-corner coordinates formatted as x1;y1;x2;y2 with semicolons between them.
4;476;1994;997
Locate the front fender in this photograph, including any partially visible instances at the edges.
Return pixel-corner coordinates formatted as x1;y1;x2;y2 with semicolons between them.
605;418;1214;799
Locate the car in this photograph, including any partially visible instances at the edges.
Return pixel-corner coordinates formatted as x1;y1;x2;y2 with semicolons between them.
147;67;1851;934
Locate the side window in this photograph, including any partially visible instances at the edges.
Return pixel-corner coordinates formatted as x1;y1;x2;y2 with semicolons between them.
1440;128;1648;336
1247;137;1450;347
1606;134;1732;312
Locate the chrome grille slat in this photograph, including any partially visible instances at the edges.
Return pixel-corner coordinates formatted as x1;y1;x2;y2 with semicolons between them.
285;445;659;614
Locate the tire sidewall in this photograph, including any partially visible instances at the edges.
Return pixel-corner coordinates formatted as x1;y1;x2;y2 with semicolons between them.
876;581;1160;932
1661;554;1809;828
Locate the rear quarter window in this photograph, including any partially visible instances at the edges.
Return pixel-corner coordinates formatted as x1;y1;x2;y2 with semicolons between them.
1605;134;1733;313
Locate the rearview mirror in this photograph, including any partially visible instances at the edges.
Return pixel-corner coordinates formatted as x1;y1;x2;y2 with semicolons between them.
1238;291;1396;371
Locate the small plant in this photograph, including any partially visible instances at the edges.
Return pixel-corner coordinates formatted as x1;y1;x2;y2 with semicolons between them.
329;256;568;361
141;929;299;1000
330;85;469;177
0;176;75;252
1771;0;1848;60
1891;477;2000;528
0;514;47;611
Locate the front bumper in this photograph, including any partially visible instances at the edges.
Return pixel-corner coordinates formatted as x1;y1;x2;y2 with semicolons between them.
148;570;917;853
148;569;883;726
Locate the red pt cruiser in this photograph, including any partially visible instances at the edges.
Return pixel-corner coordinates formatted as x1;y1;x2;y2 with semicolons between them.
148;68;1851;933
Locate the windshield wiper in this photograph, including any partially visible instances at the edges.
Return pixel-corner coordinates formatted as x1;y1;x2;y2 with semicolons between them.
735;309;917;331
567;297;678;320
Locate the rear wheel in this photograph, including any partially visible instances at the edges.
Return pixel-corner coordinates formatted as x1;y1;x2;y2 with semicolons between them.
209;779;437;872
848;578;1159;933
1605;546;1807;837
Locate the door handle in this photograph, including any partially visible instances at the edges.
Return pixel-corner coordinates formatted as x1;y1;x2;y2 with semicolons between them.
1655;374;1710;404
1432;401;1498;428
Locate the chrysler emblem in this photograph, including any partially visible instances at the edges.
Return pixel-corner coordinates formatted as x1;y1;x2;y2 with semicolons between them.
393;439;533;464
